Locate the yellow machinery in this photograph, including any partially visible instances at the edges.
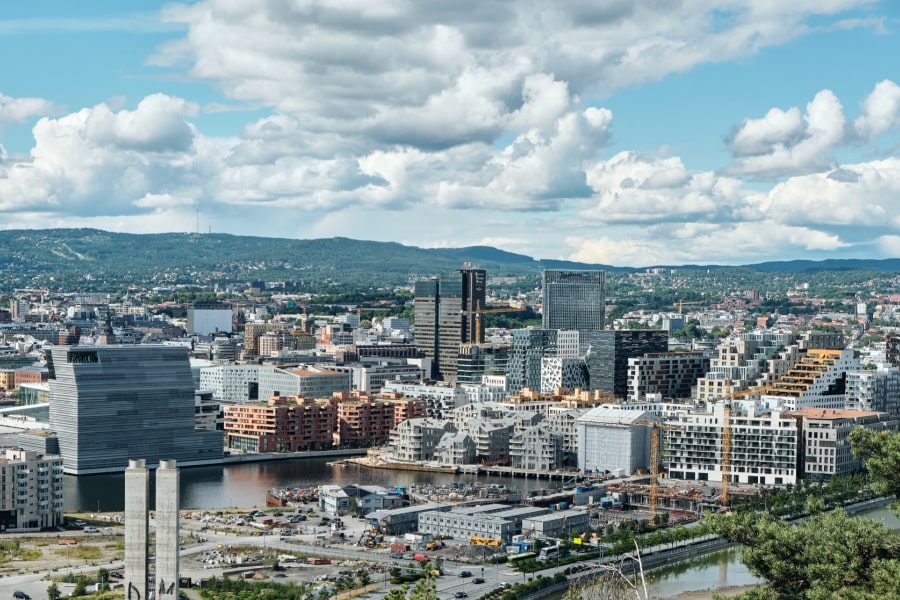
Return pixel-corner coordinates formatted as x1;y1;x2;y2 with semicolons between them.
460;300;526;342
469;536;503;546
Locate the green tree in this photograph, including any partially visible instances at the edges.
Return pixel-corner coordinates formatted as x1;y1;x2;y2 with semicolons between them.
72;575;87;596
708;429;900;599
850;428;900;503
97;567;110;591
384;583;409;600
709;509;900;599
47;583;61;600
409;571;438;600
358;570;371;587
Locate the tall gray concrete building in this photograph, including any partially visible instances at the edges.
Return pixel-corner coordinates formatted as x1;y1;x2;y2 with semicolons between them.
124;459;149;600
541;270;606;334
125;458;180;600
47;345;223;474
156;460;180;600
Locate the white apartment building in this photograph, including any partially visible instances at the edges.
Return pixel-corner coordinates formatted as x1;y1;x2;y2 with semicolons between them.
509;426;563;471
694;331;797;401
461;382;507;404
257;366;351;400
759;348;859;411
845;365;900;417
793;407;898;479
0;449;64;532
200;364;260;403
433;432;476;465
388;418;455;462
666;402;797;486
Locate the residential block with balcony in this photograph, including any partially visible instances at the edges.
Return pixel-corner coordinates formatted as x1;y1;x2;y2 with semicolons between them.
0;449;64;532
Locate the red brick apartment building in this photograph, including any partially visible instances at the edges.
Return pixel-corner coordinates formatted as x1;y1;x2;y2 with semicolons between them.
224;396;337;453
224;393;426;452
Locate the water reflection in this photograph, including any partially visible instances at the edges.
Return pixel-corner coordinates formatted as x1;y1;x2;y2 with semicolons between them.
647;547;761;597
65;457;543;512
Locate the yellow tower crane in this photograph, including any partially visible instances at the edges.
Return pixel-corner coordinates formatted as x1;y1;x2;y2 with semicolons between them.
636;419;684;516
460;300;526;342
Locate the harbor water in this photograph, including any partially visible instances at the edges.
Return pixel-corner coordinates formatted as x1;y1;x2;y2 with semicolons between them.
64;456;547;512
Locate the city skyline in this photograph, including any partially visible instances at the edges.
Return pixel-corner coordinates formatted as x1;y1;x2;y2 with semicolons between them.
0;1;899;266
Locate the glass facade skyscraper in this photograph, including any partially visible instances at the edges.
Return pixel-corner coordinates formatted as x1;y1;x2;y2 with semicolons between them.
583;330;669;398
541;270;606;334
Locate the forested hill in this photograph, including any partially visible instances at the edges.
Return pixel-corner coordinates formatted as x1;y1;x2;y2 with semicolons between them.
0;228;617;292
0;228;898;293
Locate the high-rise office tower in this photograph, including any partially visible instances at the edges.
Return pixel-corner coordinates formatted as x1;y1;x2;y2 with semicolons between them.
47;345;224;474
541;270;606;334
507;329;559;393
414;268;486;382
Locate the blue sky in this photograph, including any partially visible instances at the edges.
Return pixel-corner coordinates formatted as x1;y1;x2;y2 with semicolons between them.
1;1;899;266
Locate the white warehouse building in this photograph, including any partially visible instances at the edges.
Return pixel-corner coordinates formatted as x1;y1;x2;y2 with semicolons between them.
576;406;656;475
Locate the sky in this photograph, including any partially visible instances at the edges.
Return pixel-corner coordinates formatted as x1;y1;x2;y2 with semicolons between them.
1;1;899;267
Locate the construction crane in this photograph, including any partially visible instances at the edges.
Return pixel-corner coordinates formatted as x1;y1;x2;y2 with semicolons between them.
721;402;732;505
460;300;526;342
715;381;735;506
636;419;684;516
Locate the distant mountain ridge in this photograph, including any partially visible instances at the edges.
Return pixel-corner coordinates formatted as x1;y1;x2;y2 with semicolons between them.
0;228;897;292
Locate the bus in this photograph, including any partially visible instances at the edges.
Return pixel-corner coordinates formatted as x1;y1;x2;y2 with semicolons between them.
537;545;560;562
507;551;537;566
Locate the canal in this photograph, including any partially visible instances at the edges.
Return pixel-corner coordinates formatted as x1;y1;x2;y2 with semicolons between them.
645;505;900;598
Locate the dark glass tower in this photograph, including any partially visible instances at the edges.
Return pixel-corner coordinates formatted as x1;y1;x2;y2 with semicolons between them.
414;268;486;382
583;330;669;398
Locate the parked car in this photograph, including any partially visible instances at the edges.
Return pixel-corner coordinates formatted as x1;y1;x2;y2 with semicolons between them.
73;519;86;527
14;592;31;600
83;526;101;533
110;571;124;579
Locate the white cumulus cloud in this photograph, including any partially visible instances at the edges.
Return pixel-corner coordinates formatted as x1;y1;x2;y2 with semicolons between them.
854;79;900;140
0;92;60;129
725;90;846;178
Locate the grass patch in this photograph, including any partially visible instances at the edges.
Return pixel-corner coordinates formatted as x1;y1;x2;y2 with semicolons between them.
20;548;43;561
54;545;102;560
105;539;125;550
33;539;50;547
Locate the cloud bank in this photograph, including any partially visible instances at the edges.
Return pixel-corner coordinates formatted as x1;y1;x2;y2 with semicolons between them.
0;0;897;266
